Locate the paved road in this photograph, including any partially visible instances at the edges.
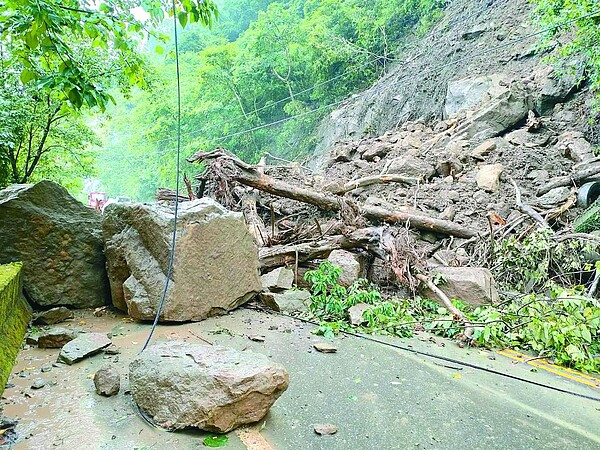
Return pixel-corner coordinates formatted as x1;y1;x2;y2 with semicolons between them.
3;308;599;449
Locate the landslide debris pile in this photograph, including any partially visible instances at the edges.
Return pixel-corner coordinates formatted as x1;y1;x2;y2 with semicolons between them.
189;65;599;297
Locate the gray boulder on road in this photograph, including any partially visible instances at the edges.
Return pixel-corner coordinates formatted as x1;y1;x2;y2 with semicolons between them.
0;181;110;308
129;342;289;433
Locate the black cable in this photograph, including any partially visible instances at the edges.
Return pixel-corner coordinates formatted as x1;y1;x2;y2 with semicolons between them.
250;307;600;402
141;0;182;352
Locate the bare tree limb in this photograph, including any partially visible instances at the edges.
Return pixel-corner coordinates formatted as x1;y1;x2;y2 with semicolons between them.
188;151;479;238
416;274;474;341
508;177;550;229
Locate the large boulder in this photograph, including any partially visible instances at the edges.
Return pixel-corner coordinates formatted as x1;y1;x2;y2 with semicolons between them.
327;250;363;287
103;199;262;321
424;267;499;307
0;181;109;308
129;342;289;433
455;82;533;142
444;74;507;117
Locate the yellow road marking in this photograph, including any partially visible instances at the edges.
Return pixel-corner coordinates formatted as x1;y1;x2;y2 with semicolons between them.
497;349;600;389
235;424;274;450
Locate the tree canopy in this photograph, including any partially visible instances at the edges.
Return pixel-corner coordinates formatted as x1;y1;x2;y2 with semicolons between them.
0;0;218;189
97;0;445;201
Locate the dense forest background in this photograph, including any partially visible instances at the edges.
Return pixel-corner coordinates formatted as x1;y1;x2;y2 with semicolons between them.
97;0;444;201
1;0;598;202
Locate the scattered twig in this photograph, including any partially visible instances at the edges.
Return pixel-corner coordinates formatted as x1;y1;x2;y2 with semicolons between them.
415;274;474;341
508;177;551;229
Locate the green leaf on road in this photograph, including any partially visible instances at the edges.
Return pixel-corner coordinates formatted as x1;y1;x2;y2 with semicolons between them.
203;435;228;447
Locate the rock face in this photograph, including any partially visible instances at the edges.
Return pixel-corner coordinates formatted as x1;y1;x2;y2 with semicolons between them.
425;267;499;307
58;333;111;365
103;199;262;321
327;250;362;286
444;74;507;117
0;181;109;308
129;342;289;433
94;366;120;397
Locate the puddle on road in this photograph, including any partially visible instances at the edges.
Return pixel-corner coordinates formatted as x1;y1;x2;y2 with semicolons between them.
1;310;244;450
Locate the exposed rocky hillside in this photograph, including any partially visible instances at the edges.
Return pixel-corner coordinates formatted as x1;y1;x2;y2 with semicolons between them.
311;0;598;167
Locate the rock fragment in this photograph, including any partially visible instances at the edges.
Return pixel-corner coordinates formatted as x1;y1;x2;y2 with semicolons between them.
261;267;294;291
94;366;120;397
58;333;111;365
537;187;571;208
129;342;288;433
327;250;362;287
470;140;496;160
37;327;78;349
314;424;338;435
260;290;310;313
348;303;372;326
32;307;74;325
314;342;337;353
31;379;46;390
476;164;504;192
424;267;499;307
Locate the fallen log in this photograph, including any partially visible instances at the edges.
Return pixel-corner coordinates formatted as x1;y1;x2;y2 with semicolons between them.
536;163;600;196
156;188;189;202
188;150;479;239
241;191;268;247
259;227;384;270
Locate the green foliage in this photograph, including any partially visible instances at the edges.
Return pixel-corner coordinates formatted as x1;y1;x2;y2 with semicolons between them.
0;0;218;111
574;198;600;233
492;228;595;293
203;434;229;447
0;0;218;189
96;0;445;200
531;0;600;107
304;261;600;373
304;261;382;321
470;286;600;373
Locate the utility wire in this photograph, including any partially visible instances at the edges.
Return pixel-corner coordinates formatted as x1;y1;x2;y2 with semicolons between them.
141;0;182;352
113;0;507;148
107;3;600;156
254;308;600;403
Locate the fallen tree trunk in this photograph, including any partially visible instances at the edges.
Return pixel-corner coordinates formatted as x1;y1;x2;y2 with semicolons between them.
241;191;268;247
189;150;479;238
536;163;600;196
259;227;384;270
156;188;189;202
